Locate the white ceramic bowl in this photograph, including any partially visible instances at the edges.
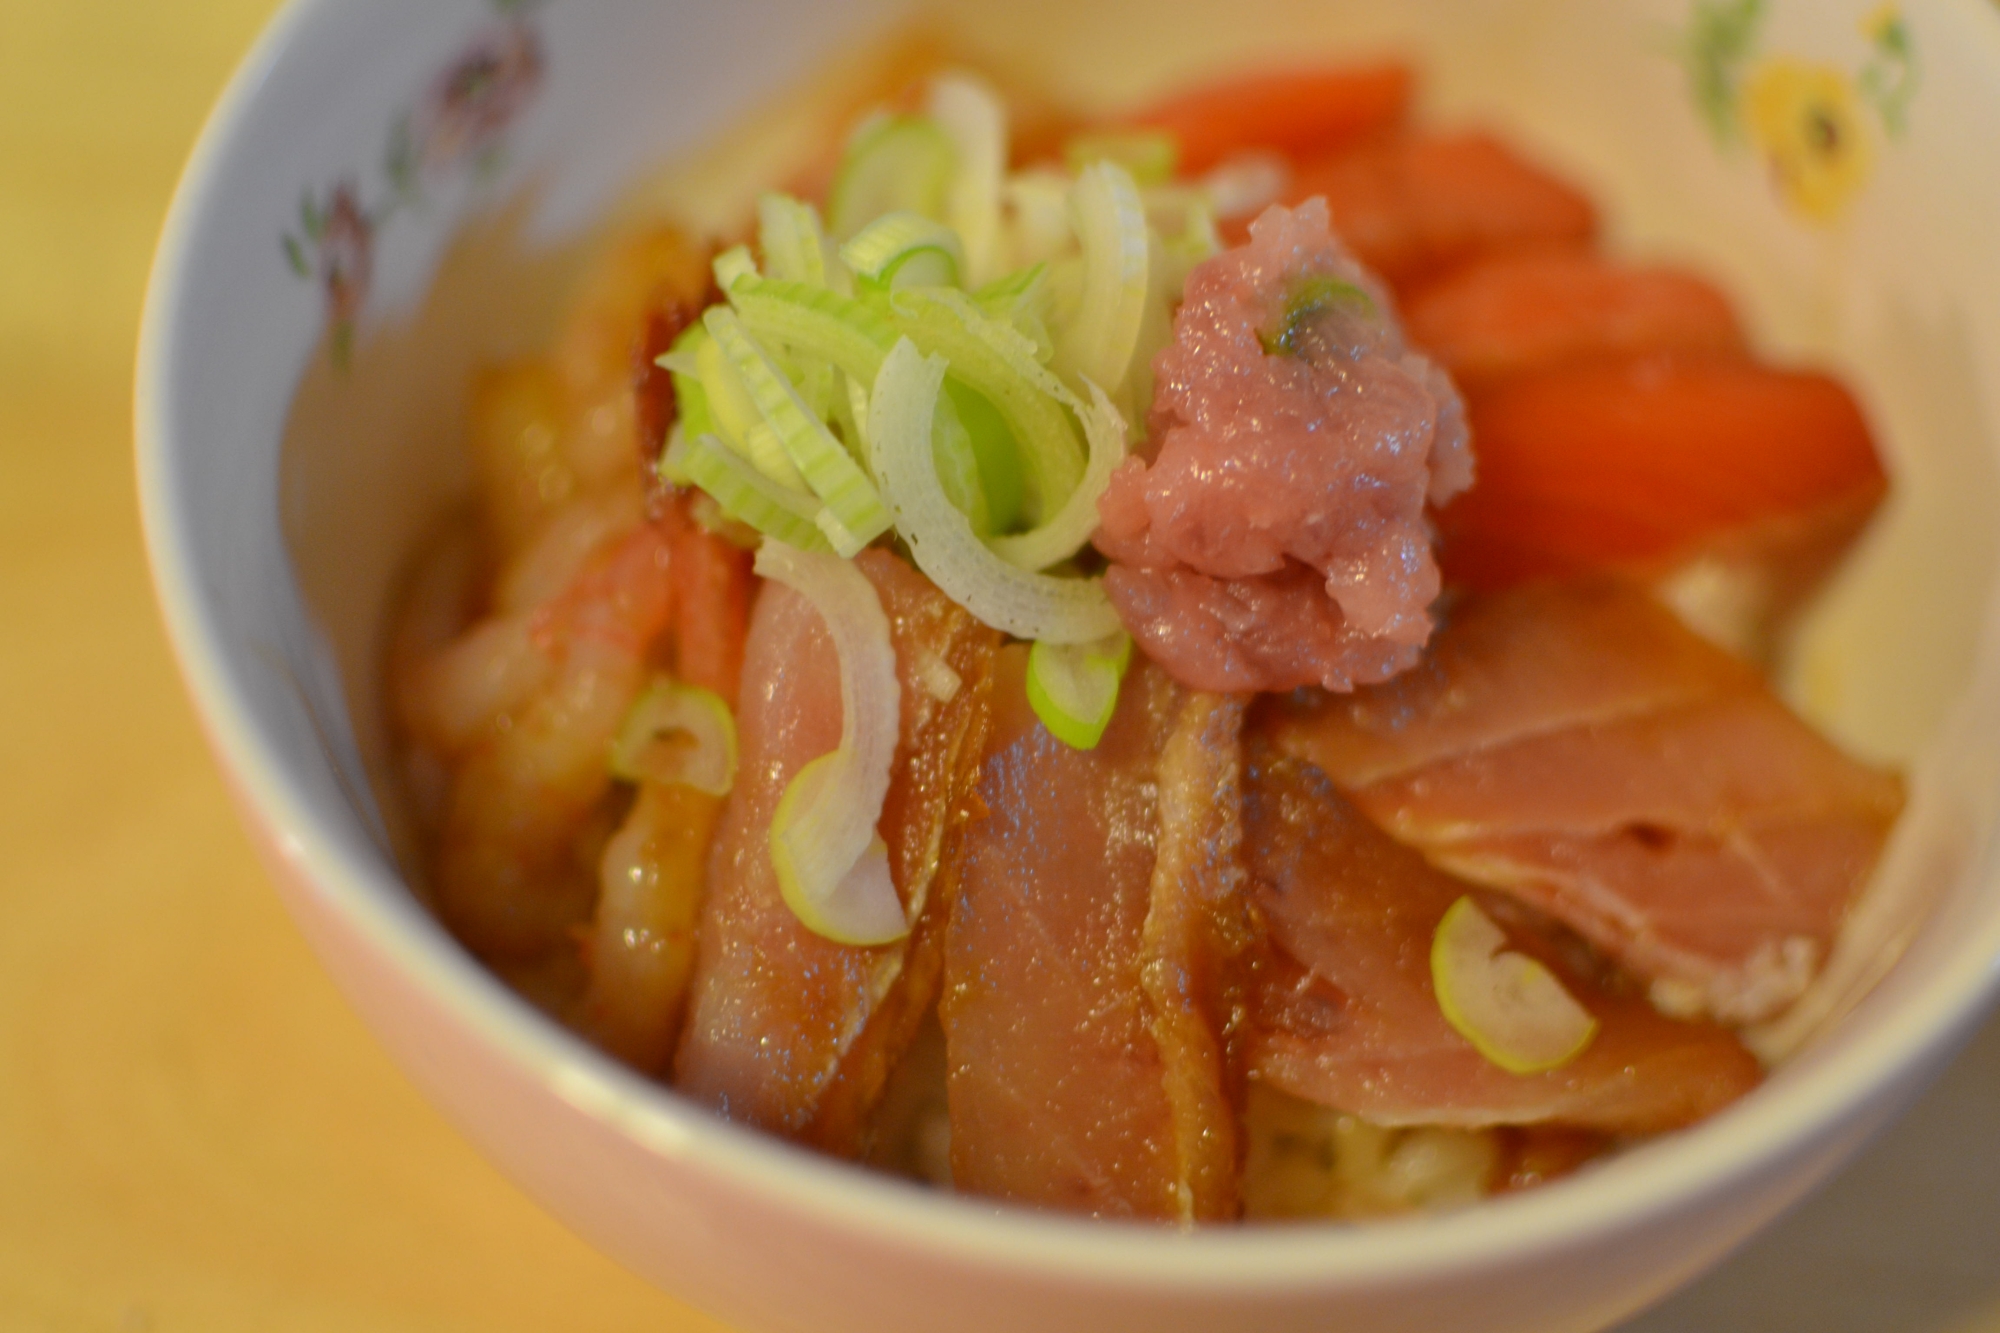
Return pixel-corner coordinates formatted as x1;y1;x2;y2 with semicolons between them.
138;2;2000;1330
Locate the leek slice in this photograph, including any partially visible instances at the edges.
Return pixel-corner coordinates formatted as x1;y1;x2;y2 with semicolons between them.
870;337;1122;643
1432;897;1599;1076
610;679;739;796
974;263;1054;362
986;375;1126;571
945;380;1023;536
695;326;804;488
841;212;966;290
1054;161;1150;398
828;115;957;241
1026;630;1132;750
1262;275;1377;356
668;431;829;553
929;383;991;534
930;72;1007;287
882;286;1085;529
756;192;834;289
713;243;759;293
705;307;891;558
1064;130;1179;185
1003;168;1075;271
756;540;908;946
730;276;897;388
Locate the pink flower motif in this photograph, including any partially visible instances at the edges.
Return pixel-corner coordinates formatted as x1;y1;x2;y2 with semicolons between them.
403;19;545;184
319;181;374;335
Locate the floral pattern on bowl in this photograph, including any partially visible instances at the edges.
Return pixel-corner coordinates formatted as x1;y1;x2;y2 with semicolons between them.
280;0;548;364
1681;0;1917;222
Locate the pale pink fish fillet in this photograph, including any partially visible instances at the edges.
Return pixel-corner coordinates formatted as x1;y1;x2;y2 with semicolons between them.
941;654;1247;1221
673;550;996;1154
1246;749;1762;1133
1264;581;1904;1023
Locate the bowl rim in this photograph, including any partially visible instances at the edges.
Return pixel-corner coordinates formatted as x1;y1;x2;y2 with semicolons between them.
136;0;2000;1294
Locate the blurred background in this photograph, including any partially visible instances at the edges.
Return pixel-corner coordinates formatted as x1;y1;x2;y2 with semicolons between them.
0;1;1993;1330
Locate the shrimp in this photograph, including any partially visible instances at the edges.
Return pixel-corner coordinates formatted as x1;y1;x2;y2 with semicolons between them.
434;517;676;961
572;505;752;1068
574;781;720;1073
551;226;714;490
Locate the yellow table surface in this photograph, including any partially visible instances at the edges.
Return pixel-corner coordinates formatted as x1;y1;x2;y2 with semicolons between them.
0;4;1994;1331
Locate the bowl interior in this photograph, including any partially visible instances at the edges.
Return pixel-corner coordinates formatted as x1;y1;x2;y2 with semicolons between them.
142;0;2000;1288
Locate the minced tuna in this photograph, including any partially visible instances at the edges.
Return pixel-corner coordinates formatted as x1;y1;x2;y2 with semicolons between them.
1094;199;1473;693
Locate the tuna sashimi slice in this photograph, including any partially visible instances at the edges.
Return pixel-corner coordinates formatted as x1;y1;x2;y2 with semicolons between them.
1402;250;1746;393
1286;131;1597;292
673;550;997;1154
1434;352;1888;653
1263;581;1904;1023
1246;749;1762;1132
942;653;1249;1220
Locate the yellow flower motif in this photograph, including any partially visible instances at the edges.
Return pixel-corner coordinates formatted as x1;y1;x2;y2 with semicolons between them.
1862;2;1902;46
1741;58;1875;223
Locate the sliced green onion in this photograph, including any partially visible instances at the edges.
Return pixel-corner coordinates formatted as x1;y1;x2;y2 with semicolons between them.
828;115;957;241
1003;168;1075;270
756;540;908;946
610;679;739;795
930;72;1008;287
882;286;1085;529
840;211;965;290
1054;161;1151;397
1261;275;1377;356
662;323;718;477
695;325;804;488
1432;896;1599;1076
929;383;991;534
1026;630;1132;750
756;192;834;289
945;380;1023;536
730;276;897;388
1064;130;1179;185
974;263;1054;362
870;337;1122;643
669;431;829;552
986;375;1127;570
705;307;891;558
713;243;759;293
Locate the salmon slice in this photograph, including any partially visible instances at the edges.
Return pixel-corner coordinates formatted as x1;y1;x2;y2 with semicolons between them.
1262;582;1903;1023
1403;250;1746;393
941;654;1249;1220
1285;131;1597;291
1436;352;1888;611
1245;748;1763;1133
1128;62;1414;175
673;551;997;1154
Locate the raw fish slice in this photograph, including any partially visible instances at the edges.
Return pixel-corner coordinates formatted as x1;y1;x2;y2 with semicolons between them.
1246;750;1762;1133
1128;62;1413;174
1435;352;1888;611
1286;132;1597;291
1264;581;1904;1023
1403;250;1746;393
942;655;1248;1220
1142;689;1254;1219
673;551;997;1153
1280;579;1756;790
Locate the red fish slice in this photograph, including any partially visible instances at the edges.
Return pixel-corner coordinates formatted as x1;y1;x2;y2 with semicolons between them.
1262;581;1904;1024
942;653;1248;1221
1436;352;1888;604
1128;62;1414;175
1285;131;1597;291
1403;250;1747;394
1245;748;1761;1133
673;550;997;1154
